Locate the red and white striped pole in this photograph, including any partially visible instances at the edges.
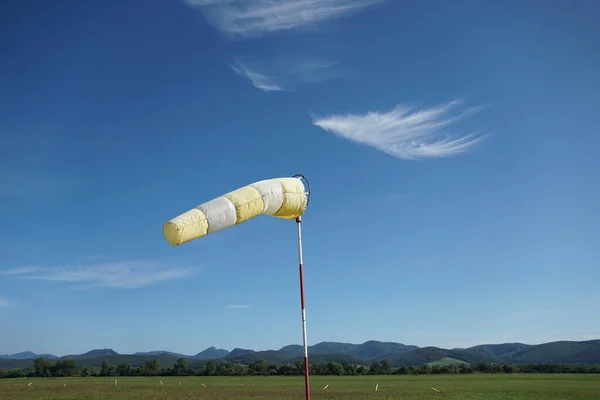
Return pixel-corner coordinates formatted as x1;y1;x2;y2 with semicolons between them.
296;215;310;400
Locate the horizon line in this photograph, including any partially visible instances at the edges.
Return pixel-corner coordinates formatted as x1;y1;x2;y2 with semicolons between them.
3;337;598;358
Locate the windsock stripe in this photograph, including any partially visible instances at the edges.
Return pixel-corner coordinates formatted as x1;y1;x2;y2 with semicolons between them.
250;179;285;216
197;196;237;234
224;185;265;224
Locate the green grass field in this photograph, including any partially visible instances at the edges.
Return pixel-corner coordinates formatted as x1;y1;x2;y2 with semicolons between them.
1;374;598;400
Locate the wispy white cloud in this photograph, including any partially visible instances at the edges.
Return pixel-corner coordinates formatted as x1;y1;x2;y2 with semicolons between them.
0;260;195;289
229;58;284;92
183;0;384;38
227;304;250;309
0;266;41;275
312;100;488;160
229;56;342;92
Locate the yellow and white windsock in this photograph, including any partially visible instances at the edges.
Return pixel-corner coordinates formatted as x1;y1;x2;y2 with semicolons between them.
163;177;308;246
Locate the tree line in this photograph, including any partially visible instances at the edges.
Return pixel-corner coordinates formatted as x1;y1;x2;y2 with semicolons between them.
1;357;599;378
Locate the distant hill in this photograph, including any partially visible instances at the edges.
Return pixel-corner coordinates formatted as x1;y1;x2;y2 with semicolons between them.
465;343;532;360
226;348;255;358
277;340;418;361
310;342;357;355
134;351;188;358
0;358;34;369
132;347;231;360
0;351;57;360
507;340;600;364
195;347;229;360
388;346;483;366
61;349;119;360
355;340;419;361
226;350;289;364
278;345;303;358
1;338;599;369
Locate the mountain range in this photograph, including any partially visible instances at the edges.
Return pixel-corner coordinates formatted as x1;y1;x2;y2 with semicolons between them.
1;339;599;369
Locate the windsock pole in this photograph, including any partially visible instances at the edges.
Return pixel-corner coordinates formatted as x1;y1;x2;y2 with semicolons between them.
296;215;310;400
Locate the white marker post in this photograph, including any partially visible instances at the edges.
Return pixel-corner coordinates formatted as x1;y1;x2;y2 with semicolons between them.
292;174;312;400
296;213;310;400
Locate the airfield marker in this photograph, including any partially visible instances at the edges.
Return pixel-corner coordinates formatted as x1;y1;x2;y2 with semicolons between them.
296;214;311;400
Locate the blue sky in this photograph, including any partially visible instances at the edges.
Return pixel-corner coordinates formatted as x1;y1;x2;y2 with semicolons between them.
1;0;599;357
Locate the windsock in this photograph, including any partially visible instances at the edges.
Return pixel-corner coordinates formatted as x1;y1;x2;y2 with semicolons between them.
163;177;308;246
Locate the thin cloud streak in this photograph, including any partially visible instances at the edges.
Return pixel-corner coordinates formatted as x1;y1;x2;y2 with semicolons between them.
0;261;195;289
228;56;341;92
312;100;488;160
183;0;384;38
227;304;250;309
0;266;41;275
229;58;284;92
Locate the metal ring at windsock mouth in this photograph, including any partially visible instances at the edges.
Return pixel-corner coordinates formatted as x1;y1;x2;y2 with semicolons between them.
292;174;311;207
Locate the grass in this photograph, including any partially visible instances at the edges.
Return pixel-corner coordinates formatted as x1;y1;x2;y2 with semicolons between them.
0;374;599;400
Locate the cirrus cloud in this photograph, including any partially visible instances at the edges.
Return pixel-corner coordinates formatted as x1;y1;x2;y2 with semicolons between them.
229;56;342;92
182;0;385;38
227;304;250;309
0;260;196;289
229;58;284;92
312;100;488;160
